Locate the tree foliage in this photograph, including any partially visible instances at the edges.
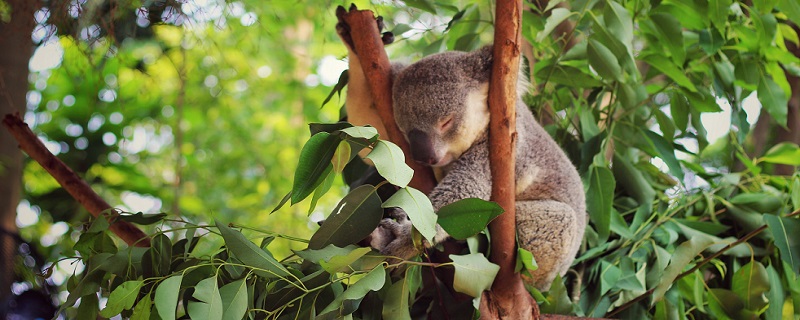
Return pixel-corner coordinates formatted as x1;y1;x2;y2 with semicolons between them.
10;0;800;319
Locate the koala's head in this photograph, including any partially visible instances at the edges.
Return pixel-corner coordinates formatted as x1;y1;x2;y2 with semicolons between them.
393;46;493;167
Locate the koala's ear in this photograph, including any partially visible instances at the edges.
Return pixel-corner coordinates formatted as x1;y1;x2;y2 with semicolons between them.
464;45;493;83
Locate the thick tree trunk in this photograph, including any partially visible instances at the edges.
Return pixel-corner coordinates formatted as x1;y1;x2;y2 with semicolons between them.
0;0;40;310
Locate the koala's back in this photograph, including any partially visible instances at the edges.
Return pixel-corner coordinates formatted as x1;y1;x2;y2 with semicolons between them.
514;103;586;227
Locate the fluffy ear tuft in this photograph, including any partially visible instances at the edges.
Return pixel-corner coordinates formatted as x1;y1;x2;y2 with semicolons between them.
463;45;493;83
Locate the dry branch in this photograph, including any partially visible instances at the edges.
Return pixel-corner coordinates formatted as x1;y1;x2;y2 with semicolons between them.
479;0;539;319
340;9;436;194
2;113;150;247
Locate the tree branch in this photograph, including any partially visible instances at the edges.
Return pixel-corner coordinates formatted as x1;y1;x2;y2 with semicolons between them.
2;113;150;247
339;9;436;194
479;0;539;318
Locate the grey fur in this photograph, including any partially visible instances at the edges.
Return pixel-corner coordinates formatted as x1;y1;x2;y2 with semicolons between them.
379;46;586;291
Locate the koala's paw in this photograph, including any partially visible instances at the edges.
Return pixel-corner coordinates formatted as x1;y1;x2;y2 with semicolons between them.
335;4;394;53
374;208;419;259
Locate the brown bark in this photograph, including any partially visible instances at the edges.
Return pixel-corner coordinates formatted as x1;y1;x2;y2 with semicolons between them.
478;0;538;319
339;10;436;194
0;0;41;305
2;114;150;247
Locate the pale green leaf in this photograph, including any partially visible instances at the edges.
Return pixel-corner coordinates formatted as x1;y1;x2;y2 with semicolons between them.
216;220;291;279
188;277;223;320
366;140;413;188
130;293;152;320
450;253;500;297
766;264;785;319
155;275;183;320
536;8;572;42
319;247;372;274
653;237;715;303
220;279;248;320
760;142;800;165
320;265;386;315
339;126;379;140
641;53;696;92
382;277;412;320
383;187;436;242
758;75;789;127
588;39;622;81
99;280;144;318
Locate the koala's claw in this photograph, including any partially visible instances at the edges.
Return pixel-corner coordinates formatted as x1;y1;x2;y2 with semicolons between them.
335;4;394;53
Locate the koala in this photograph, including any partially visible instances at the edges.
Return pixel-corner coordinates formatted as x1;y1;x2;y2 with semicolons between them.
336;6;585;291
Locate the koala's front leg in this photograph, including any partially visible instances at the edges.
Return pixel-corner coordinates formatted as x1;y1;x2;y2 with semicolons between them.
516;200;582;291
378;140;492;258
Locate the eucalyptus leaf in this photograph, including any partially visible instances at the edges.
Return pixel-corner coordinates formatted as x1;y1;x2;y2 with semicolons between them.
320;265;386;316
216;220;291;279
155;275;182;320
99;280;144;318
365;140;413;188
587;165;614;242
188;277;223;320
653;237;715;303
309;185;383;249
437;198;503;240
450;253;499;297
220;279;248;320
764;215;800;274
383;187;436;242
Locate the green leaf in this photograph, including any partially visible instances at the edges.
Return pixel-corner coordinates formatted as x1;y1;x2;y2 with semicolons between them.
516;247;538;273
541;275;574;314
599;261;621;295
766;264;786;320
760;142;800;165
454;33;480;51
779;0;800;26
320;265;386;316
613;154;655;207
537;8;572;42
309;169;335;215
309;185;383;249
649;12;685;65
99;280;144;317
322;70;348;107
405;0;437;13
319;247;372;274
339;126;379;140
641;53;696;92
155;275;182;320
653;237;715;303
291;132;340;204
150;233;172;276
382;277;412;320
588;39;622;82
708;288;745;319
450;253;500;298
130;293;152;320
437;198;504;240
216;220;291;279
732;261;770;310
536;64;603;88
365;140;413;188
188;277;223;320
758;75;789;128
643;130;684;180
117;212;167;225
587;165;614;241
295;244;359;264
764;215;800;274
709;0;732;31
331;140;352;174
699;28;724;55
670;93;689;132
75;292;99;320
220;279;248;320
603;1;633;47
383;187;436;242
792;176;800;211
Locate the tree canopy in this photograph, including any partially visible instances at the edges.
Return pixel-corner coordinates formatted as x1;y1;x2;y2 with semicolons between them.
1;0;800;319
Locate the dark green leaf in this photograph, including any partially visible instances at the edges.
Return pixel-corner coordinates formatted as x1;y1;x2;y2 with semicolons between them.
731;261;770;310
641;53;696;92
308;185;383;249
117;212;167;225
216;220;291;279
643;130;684;180
764;215;800;274
766;264;785;319
588;39;622;82
454;33;480;51
670;93;689;132
708;288;744;319
291;132;340;204
536;64;603;88
150;233;172;276
76;292;99;320
437;198;503;240
758;75;789;127
321;70;348;107
587;165;614;241
599;261;621;295
649;12;685;64
603;1;633;46
445;10;466;31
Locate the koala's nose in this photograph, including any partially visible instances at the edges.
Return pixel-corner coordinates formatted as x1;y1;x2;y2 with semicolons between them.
407;129;437;165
